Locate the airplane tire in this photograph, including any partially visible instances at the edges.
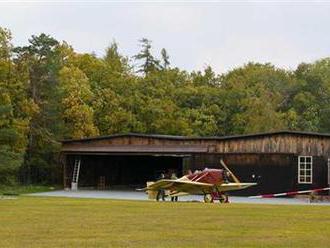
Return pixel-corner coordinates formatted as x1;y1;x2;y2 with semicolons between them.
204;194;213;203
219;194;229;203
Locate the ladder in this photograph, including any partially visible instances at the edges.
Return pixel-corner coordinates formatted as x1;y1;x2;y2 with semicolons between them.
71;157;81;190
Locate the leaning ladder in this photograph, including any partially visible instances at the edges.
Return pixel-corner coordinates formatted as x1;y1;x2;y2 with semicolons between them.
71;157;81;190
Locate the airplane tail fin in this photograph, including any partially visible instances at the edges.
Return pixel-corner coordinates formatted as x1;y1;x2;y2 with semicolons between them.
220;159;241;184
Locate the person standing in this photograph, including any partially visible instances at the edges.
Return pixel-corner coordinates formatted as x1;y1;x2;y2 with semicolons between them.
156;172;166;201
170;172;178;202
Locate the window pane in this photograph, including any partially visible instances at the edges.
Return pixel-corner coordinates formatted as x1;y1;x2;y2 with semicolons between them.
298;156;313;184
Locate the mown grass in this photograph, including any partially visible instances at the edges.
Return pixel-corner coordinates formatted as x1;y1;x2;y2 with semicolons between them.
0;196;330;248
0;185;58;195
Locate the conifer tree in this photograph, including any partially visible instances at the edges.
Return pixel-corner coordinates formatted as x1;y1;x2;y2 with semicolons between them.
134;38;160;75
161;48;170;69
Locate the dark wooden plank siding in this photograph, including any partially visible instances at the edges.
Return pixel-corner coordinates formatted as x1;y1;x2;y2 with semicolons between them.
188;153;328;195
187;153;295;195
62;133;330;157
293;156;328;192
213;134;330;156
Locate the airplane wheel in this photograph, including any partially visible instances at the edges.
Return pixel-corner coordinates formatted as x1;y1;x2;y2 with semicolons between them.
219;194;229;203
204;194;214;203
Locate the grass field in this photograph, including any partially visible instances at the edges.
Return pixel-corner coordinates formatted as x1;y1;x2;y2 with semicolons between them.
0;185;58;195
1;197;330;247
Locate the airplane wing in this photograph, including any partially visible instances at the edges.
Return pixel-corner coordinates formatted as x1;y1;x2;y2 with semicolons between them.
138;179;178;190
140;179;214;195
164;182;257;197
217;182;257;192
139;179;256;197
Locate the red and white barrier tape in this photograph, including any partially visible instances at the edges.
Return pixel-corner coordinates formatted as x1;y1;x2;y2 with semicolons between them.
249;187;330;199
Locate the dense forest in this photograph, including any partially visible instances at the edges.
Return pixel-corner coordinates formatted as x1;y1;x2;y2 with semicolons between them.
1;26;330;185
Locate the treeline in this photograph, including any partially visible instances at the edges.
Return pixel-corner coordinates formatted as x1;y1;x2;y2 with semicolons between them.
1;26;330;185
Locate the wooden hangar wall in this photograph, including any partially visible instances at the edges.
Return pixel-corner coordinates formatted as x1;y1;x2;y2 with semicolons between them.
61;131;330;195
62;132;330;156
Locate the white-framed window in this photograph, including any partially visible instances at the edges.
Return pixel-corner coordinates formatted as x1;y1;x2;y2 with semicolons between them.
298;156;313;184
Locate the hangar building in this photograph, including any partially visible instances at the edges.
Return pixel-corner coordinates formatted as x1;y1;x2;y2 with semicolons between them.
60;131;330;195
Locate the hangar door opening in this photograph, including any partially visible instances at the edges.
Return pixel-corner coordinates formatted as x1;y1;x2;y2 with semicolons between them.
65;154;189;189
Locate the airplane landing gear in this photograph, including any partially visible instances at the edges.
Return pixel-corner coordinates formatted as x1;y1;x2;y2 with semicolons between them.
204;193;213;203
219;193;229;203
203;192;229;203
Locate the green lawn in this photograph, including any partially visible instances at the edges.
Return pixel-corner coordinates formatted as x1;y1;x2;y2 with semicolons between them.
0;185;58;195
1;197;330;247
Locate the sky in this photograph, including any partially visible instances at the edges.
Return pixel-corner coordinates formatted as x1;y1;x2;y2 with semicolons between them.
1;1;330;73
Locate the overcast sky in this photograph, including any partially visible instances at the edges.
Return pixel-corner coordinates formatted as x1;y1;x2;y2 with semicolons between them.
1;1;330;73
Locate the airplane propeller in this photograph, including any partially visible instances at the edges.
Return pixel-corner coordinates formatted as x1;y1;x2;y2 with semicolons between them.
220;159;241;184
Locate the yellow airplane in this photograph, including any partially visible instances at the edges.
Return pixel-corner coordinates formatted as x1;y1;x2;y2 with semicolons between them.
140;160;256;203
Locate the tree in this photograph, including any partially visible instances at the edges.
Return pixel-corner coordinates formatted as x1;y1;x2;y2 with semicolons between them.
134;38;160;75
231;83;287;133
104;41;130;75
220;63;292;134
191;66;220;86
58;66;99;139
0;90;22;184
13;33;63;184
161;48;170;69
295;58;330;132
0;27;36;184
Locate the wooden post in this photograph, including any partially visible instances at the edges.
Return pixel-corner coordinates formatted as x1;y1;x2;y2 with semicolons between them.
62;154;68;189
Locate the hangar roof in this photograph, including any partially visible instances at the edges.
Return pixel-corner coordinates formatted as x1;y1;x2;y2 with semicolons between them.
61;145;208;153
62;130;330;144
